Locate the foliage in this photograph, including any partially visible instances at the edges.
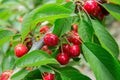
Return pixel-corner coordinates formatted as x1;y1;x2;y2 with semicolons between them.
0;0;120;80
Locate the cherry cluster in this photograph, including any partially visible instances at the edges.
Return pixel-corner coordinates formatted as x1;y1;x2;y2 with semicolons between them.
42;24;81;65
83;0;109;20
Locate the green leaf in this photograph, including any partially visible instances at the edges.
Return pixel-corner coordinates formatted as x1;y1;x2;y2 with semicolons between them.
109;0;120;5
82;42;120;80
2;49;16;72
0;30;14;47
11;69;31;80
24;69;42;79
16;50;59;67
53;18;72;37
102;3;120;21
58;67;91;80
56;0;64;4
21;4;72;41
63;2;75;12
91;19;119;58
78;20;93;42
0;9;12;20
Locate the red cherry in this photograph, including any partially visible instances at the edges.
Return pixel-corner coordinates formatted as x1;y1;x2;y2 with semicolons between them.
68;31;82;45
69;45;80;58
56;53;70;65
65;0;70;2
41;45;48;51
91;5;101;17
72;24;78;32
59;44;70;54
46;50;52;54
19;16;23;23
43;73;55;80
1;70;13;80
40;26;50;34
84;0;98;14
41;45;52;54
44;33;59;46
14;44;28;57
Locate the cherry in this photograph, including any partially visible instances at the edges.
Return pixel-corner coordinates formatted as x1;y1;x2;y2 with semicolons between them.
69;45;80;58
40;26;50;34
43;72;55;80
72;24;78;32
83;0;107;20
84;0;98;14
59;44;70;55
44;33;59;46
46;50;52;54
19;16;23;23
65;0;70;2
0;70;13;80
41;45;52;54
56;53;70;65
68;31;82;45
14;44;28;57
41;45;49;51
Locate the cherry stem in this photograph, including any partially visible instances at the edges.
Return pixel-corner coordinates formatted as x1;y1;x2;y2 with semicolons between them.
70;31;82;43
79;4;93;22
77;5;82;20
60;39;64;54
45;65;60;74
64;36;71;45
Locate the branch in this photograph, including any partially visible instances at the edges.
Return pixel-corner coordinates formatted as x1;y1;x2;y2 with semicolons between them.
29;26;54;52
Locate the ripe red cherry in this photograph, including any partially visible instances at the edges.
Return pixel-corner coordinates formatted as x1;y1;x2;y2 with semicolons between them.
14;44;28;57
44;33;59;46
72;24;78;32
41;45;49;51
69;45;80;58
56;53;70;65
84;0;98;14
19;16;23;23
43;72;55;80
41;45;52;54
59;44;70;54
40;26;50;34
1;70;13;80
68;31;82;45
65;0;70;2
